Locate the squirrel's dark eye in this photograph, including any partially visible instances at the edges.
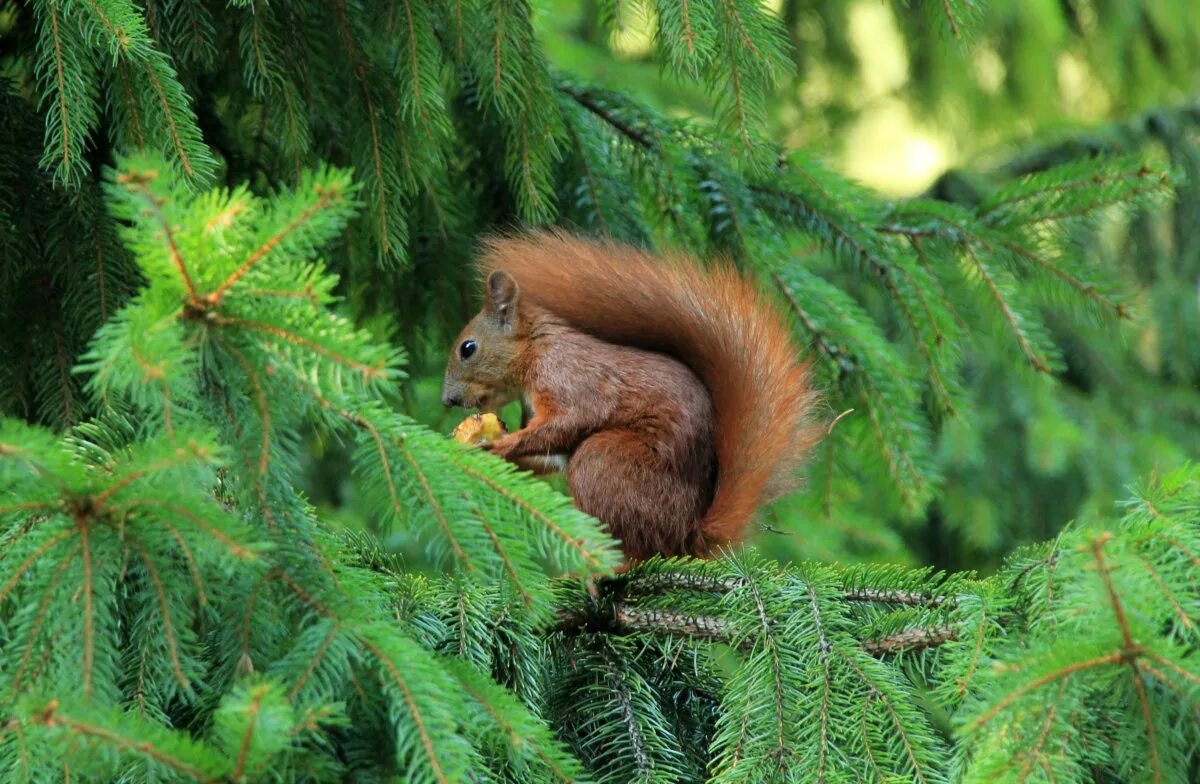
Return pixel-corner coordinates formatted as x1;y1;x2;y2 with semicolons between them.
459;339;477;360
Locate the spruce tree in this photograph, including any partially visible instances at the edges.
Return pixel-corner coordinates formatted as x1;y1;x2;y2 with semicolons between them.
1;1;1198;782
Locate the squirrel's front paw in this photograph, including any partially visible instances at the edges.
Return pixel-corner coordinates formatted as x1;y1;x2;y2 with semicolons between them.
480;434;519;461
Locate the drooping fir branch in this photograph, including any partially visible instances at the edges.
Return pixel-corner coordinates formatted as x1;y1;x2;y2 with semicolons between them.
545;79;1176;518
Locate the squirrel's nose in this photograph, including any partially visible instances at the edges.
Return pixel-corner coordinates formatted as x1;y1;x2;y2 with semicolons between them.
442;393;462;408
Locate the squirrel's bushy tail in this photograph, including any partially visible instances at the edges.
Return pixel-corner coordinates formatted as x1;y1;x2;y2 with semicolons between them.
480;231;822;555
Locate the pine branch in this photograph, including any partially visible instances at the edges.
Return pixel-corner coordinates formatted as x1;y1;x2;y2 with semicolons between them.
843;587;953;607
28;699;228;782
558;84;659;152
11;541;80;694
861;626;958;655
114;170;200;302
557;595;961;657
205;185;343;305
1089;533;1163;782
961;243;1053;372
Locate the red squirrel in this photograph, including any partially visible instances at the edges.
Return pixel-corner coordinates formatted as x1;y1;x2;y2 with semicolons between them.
441;231;821;561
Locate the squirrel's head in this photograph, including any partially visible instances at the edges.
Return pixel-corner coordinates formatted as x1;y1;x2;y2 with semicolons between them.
441;270;525;413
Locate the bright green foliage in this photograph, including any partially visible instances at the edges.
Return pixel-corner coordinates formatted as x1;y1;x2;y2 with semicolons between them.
0;156;1193;781
954;467;1200;782
1;1;1199;782
1;0;1190;540
1;159;619;780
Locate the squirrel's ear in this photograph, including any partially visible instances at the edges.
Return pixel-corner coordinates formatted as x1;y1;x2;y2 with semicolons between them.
485;270;519;327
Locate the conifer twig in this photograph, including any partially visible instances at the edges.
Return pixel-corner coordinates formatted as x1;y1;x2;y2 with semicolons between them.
30;701;216;783
843;588;953;608
206;186;339;305
117;174;200;301
861;626;958;655
557;599;962;657
960;244;1051;372
1090;533;1162;782
615;572;748;596
233;685;266;780
558;85;658;151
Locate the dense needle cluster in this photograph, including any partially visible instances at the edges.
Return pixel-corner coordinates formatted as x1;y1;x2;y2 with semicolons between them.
0;1;1197;781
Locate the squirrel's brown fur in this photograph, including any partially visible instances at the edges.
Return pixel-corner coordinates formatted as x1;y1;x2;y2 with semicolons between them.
441;231;821;561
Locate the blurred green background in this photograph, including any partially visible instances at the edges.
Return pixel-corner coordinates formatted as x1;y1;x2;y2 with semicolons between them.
304;0;1200;577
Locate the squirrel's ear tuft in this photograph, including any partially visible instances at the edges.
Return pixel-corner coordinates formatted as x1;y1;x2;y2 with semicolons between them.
486;270;519;326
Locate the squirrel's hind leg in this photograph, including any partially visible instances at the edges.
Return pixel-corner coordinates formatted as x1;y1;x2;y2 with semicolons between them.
567;430;706;561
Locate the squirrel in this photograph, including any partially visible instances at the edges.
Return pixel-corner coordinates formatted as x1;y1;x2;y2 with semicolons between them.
441;231;822;562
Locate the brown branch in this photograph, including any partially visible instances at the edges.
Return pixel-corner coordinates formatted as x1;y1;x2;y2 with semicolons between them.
557;599;961;658
724;50;752;153
291;383;476;575
140;61;195;178
458;678;577;783
458;462;610;572
612;605;732;642
331;0;390;252
836;647;930;783
77;0;131;51
32;701;216;783
843;587;952;608
238;568;276;671
940;0;960;38
612;572;957;609
118;499;255;559
861;626;958;655
617;572;747;596
493;1;504;94
771;271;857;378
157;517;208;606
564;119;611;234
1015;685;1063;781
358;637;449;784
680;0;696;56
80;522;94;699
0;501;59;516
12;542;80;695
206;188;338;305
219;338;272;479
211;315;386;380
288;624;339;701
133;539;189;690
980;166;1162;221
46;0;72;171
398;446;474;574
92;448;215;504
398;0;427;124
116;174;199;300
862;394;924;510
967;652;1124;732
0;527;75;607
52;319;74;424
476;512;533;608
559;85;657;151
961;244;1051;372
233;685;266;780
884;214;1131;319
1090;534;1161;782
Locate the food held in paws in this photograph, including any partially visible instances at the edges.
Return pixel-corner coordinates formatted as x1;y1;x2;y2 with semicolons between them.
452;413;507;445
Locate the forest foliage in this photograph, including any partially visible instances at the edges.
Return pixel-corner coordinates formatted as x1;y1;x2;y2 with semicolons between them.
0;0;1198;781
